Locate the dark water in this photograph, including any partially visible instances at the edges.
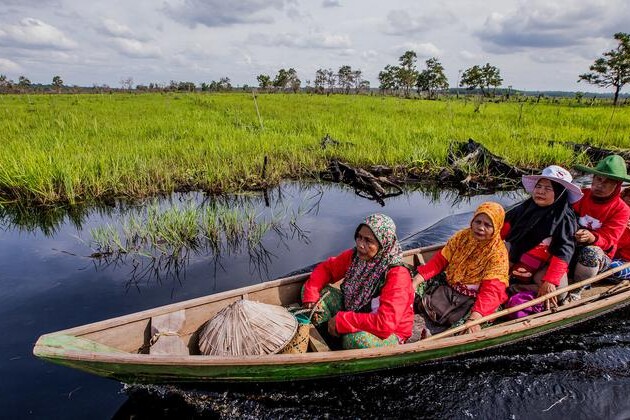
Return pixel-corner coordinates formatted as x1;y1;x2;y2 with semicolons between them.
2;182;629;419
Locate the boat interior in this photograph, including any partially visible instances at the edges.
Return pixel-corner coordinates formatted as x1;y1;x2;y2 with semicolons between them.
58;247;630;357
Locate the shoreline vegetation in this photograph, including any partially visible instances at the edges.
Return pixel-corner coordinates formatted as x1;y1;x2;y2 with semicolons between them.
0;92;629;207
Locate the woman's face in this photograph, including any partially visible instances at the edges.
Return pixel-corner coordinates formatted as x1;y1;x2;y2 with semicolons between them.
532;178;555;207
355;225;380;261
471;213;494;241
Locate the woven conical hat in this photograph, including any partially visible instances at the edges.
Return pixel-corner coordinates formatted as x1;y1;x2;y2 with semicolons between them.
198;300;298;356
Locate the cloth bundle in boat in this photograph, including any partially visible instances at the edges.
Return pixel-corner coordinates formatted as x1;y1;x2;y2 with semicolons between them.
198;300;297;356
505;290;544;319
150;310;188;355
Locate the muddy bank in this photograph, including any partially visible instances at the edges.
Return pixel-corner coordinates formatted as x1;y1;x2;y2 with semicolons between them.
1;138;627;210
320;138;629;205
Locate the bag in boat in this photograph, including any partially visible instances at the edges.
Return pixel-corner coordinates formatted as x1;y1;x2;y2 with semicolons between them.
420;281;475;326
505;290;544;319
198;300;297;356
280;290;330;354
279;311;311;354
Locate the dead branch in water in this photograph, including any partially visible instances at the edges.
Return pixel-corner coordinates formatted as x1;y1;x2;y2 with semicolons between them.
321;159;403;206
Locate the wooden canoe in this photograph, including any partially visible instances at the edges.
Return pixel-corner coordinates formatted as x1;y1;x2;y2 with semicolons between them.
33;244;630;384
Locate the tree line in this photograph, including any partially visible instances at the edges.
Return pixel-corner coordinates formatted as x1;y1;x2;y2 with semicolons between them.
0;33;628;104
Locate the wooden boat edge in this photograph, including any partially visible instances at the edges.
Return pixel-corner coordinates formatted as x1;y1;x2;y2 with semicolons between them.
34;288;630;367
33;242;630;382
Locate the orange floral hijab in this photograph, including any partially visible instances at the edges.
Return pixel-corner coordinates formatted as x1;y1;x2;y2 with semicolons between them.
441;202;509;287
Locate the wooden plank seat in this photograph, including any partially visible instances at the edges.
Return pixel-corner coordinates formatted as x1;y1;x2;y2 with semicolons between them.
308;325;331;352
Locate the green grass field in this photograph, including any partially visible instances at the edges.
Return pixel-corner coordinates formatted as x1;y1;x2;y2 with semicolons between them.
0;92;628;206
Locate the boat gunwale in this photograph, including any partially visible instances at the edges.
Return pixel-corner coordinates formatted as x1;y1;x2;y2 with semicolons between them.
34;286;630;367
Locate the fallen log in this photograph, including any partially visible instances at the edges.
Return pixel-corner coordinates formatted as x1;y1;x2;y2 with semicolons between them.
547;141;630;163
437;138;533;194
321;160;403;206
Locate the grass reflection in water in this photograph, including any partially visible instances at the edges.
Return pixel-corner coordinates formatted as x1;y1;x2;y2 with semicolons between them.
87;187;321;285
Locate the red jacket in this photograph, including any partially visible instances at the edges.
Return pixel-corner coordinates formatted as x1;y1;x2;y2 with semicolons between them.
302;249;415;341
500;222;568;286
573;189;630;258
416;252;507;317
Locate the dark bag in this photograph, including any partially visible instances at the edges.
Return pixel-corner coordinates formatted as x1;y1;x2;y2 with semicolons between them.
420;281;475;326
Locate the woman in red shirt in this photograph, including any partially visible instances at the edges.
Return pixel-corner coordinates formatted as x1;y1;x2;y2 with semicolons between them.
412;202;509;334
301;213;414;349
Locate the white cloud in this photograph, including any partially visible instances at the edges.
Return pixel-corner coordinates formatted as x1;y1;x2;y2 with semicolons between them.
459;50;479;60
361;50;379;61
249;31;352;49
163;0;286;27
0;18;77;50
396;42;441;58
383;9;456;36
112;38;162;59
384;10;430;35
0;57;21;72
101;19;136;39
0;0;622;91
322;0;341;7
477;0;629;52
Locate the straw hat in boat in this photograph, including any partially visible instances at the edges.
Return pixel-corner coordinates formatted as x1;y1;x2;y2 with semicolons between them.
198;300;298;356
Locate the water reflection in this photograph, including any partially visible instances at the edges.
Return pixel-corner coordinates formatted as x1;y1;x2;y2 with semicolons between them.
0;182;525;287
0;201;97;236
85;186;324;285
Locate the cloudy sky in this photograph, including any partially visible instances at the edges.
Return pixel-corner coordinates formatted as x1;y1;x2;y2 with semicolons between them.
0;0;628;92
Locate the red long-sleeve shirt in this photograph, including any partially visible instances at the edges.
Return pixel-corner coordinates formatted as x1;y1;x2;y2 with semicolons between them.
416;252;507;317
302;249;415;341
499;222;568;286
573;189;630;258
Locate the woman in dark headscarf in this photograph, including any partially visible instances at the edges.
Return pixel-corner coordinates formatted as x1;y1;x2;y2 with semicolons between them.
502;165;583;305
302;213;414;349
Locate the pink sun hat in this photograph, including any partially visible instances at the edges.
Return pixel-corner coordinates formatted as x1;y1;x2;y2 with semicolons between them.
521;165;584;204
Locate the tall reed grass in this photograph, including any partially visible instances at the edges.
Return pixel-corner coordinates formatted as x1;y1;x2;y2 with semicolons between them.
0;93;628;205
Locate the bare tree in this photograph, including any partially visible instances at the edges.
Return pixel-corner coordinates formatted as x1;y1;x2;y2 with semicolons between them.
120;77;134;91
0;74;13;93
325;69;336;94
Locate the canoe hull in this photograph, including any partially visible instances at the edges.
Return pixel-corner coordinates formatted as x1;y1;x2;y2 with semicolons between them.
35;288;630;383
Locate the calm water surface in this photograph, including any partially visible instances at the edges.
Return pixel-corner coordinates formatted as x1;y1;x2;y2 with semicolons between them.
2;182;629;419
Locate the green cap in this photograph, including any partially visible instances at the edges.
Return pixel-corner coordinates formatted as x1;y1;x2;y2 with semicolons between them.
575;154;630;182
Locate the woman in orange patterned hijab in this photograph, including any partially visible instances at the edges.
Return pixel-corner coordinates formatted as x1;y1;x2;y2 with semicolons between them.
413;202;509;334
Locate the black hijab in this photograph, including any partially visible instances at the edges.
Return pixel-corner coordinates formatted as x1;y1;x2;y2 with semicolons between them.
505;180;577;263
